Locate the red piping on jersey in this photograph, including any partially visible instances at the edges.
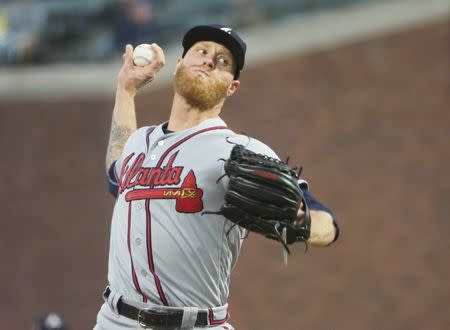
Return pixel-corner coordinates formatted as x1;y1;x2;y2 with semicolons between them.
145;198;169;306
145;125;228;306
127;202;148;302
209;307;229;325
125;127;154;303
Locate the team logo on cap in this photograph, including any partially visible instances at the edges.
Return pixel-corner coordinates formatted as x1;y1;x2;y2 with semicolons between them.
221;27;232;34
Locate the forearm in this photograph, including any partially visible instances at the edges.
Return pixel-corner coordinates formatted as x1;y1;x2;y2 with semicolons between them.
307;210;337;246
105;88;138;172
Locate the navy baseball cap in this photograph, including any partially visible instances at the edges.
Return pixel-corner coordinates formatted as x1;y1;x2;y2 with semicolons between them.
182;24;247;79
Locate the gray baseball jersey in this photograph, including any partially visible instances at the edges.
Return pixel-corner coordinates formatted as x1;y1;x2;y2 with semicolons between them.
107;117;278;311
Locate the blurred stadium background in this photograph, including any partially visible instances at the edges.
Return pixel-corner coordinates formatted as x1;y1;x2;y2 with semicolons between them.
0;0;449;329
0;0;385;66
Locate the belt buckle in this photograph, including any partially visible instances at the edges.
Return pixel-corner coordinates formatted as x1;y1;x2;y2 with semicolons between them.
138;308;171;329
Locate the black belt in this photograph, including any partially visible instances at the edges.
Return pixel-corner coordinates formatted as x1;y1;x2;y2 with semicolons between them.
103;287;210;329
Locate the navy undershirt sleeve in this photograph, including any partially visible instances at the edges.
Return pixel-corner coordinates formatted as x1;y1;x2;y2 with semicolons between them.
107;161;119;198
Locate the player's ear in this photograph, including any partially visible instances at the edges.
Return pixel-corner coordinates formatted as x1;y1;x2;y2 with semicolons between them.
227;80;240;97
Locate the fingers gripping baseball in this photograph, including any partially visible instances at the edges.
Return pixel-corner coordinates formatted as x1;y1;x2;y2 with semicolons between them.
149;43;165;71
118;44;165;93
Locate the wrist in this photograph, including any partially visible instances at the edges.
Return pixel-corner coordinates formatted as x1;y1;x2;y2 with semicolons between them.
116;84;137;98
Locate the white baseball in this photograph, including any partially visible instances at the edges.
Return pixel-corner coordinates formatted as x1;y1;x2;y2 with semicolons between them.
133;44;155;66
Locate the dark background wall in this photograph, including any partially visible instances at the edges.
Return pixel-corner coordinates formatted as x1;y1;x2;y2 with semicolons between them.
0;20;448;330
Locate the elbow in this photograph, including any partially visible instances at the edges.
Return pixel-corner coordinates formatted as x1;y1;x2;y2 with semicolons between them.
307;211;340;247
308;228;336;247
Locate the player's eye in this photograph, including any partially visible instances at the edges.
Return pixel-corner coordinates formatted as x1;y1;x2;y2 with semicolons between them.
197;48;207;55
217;56;230;66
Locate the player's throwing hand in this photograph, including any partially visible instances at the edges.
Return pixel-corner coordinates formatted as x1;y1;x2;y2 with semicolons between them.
117;43;165;94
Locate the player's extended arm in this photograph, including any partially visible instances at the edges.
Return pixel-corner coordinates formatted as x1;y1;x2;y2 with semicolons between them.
105;44;165;172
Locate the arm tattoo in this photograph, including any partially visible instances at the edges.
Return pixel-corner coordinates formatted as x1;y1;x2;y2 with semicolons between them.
106;118;134;171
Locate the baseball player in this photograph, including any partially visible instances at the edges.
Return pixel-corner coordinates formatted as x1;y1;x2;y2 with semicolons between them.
94;24;339;330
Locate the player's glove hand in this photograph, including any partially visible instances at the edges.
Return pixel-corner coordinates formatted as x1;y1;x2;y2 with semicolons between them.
214;144;311;254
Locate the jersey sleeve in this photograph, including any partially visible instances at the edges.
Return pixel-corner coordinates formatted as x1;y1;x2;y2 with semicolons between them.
106;126;154;198
245;138;279;159
218;135;279;190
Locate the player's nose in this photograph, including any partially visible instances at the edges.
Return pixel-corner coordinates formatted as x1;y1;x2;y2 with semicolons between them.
203;56;215;69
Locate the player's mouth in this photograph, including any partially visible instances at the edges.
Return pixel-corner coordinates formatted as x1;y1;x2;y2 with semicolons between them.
194;69;209;78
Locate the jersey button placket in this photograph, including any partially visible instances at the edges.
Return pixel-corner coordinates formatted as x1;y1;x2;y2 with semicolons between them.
142;141;160;287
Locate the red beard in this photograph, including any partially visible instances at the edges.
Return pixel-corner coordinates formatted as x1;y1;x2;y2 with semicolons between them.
174;65;231;111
